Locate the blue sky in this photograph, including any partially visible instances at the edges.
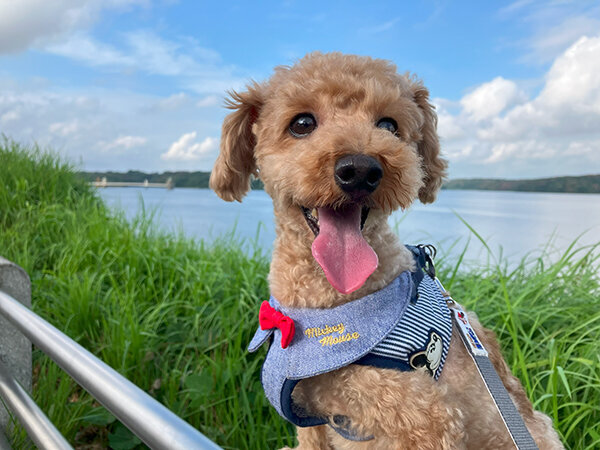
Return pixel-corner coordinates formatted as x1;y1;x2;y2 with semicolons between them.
1;0;599;179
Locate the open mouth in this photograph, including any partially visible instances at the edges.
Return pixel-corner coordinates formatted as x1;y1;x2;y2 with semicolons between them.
299;204;378;295
301;206;370;236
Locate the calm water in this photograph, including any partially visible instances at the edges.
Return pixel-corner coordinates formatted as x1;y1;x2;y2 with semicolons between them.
99;188;600;267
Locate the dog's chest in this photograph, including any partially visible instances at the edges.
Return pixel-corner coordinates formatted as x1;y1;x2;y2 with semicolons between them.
248;270;453;427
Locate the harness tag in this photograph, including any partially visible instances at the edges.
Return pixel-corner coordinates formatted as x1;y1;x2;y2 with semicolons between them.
430;275;488;358
452;308;488;357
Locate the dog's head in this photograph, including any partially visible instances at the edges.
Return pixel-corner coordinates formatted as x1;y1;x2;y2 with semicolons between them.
210;52;446;294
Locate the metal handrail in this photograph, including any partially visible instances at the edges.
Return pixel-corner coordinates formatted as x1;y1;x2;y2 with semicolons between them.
0;289;221;450
0;359;72;450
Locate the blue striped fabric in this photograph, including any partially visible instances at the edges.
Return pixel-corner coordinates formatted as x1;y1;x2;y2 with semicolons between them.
369;273;452;379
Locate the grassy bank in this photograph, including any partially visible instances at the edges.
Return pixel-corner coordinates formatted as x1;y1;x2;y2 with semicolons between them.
1;139;599;449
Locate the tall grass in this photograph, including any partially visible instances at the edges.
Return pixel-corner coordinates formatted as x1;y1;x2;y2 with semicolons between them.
436;237;600;449
1;139;599;449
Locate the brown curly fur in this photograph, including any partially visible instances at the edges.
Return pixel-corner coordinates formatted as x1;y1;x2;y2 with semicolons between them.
210;52;563;449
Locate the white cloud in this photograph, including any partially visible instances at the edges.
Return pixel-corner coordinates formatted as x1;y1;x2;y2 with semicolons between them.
565;140;598;157
437;112;465;141
460;77;526;122
102;135;148;152
526;15;600;64
498;0;535;16
41;30;245;94
155;93;190;111
485;140;556;164
125;30;221;76
44;30;222;77
161;133;218;161
46;34;134;67
0;83;224;171
1;111;19;123
359;17;401;35
538;36;600;110
0;0;148;54
499;0;600;64
439;34;600;176
0;1;244;96
481;35;600;144
49;120;79;137
196;95;219;108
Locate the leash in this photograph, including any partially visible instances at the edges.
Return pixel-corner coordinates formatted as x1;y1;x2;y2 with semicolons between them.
419;246;539;450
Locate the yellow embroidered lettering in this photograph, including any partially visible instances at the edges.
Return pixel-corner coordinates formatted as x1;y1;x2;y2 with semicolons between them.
330;323;345;335
318;332;360;347
307;323;359;346
319;336;331;346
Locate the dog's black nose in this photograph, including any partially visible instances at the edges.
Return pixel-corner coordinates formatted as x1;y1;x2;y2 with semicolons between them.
335;154;383;198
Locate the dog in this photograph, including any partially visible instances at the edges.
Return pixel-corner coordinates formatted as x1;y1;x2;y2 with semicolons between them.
210;52;563;449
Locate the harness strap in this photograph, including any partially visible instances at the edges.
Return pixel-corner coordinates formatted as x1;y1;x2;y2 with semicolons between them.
433;277;539;450
471;355;539;450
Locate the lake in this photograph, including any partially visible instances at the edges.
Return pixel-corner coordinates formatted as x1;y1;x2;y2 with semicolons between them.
99;188;600;268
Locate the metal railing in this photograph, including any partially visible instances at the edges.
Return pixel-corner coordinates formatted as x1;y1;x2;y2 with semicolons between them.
0;288;221;450
0;357;70;449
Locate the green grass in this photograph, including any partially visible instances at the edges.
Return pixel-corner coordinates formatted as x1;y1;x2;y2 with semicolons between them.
1;139;599;449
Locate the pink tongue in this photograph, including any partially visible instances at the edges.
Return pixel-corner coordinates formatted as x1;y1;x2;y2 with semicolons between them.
311;206;378;294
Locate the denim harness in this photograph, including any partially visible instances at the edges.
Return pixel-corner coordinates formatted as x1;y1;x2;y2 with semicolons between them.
248;246;453;439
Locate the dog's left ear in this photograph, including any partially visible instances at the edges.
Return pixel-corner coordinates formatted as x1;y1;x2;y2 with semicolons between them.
209;82;264;202
411;82;448;204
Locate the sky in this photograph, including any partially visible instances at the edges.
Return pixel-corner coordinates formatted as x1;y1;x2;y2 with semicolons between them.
1;0;599;179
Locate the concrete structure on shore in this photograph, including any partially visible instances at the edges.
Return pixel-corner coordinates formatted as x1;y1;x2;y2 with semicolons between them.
92;177;174;189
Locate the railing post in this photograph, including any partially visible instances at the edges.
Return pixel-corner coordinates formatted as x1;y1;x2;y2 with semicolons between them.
0;257;32;438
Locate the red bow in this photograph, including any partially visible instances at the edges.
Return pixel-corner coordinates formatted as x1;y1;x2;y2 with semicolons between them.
259;301;295;349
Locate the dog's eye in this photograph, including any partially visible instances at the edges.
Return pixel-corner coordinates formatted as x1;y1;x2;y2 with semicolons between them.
376;117;398;134
289;113;317;138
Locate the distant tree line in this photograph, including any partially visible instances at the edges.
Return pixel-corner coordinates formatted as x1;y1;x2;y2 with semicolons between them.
80;170;599;194
442;175;600;194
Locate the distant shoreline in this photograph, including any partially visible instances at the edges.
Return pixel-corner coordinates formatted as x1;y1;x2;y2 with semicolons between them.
79;171;600;194
442;174;600;194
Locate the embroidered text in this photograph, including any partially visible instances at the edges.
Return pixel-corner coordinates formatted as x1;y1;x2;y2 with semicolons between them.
305;323;345;338
319;332;360;347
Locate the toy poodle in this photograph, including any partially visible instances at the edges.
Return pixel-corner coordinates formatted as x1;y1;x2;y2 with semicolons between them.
210;52;563;449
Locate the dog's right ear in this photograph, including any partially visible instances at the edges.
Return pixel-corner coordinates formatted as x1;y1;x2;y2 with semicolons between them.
410;82;448;204
209;82;264;202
